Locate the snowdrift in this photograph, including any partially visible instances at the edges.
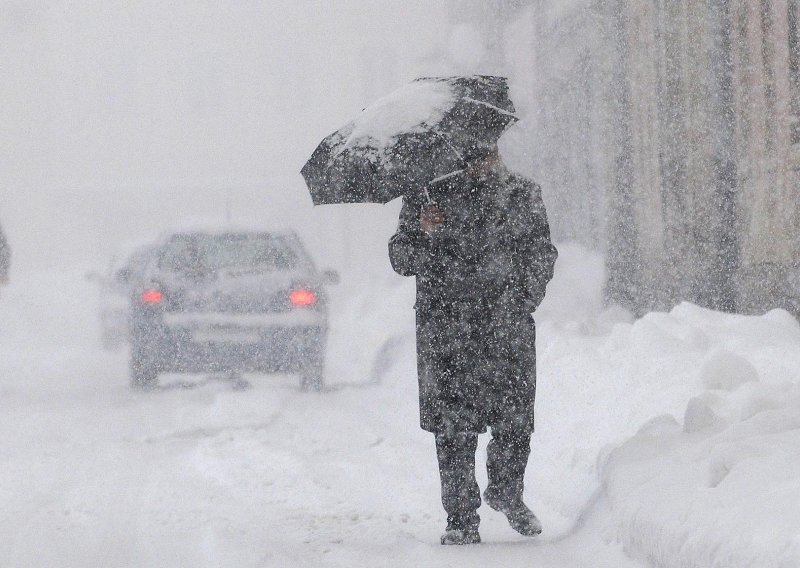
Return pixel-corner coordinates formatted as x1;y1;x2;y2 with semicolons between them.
596;305;800;567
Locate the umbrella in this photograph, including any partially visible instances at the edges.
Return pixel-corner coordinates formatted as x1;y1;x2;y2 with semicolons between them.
301;75;518;205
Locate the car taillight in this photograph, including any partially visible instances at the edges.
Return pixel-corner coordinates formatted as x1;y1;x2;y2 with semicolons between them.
141;289;164;304
289;289;317;307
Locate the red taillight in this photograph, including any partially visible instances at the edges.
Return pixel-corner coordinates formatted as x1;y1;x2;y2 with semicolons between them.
141;289;164;304
289;289;317;307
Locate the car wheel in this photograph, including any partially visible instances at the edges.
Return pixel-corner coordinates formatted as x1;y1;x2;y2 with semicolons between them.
300;364;324;391
129;342;159;391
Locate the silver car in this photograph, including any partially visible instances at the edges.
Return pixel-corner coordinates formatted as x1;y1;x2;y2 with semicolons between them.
129;230;338;391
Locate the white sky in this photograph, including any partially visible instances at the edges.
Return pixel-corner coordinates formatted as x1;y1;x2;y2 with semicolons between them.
0;1;450;269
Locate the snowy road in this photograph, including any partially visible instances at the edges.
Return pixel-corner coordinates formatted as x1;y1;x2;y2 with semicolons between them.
0;265;642;567
0;347;639;567
4;252;800;567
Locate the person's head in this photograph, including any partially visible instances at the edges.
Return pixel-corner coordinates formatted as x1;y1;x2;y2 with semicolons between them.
464;143;500;179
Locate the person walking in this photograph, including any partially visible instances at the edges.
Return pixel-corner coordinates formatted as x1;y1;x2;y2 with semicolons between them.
0;223;10;288
388;143;558;545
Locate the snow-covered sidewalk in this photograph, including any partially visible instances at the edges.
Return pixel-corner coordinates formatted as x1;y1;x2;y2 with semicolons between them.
1;246;799;567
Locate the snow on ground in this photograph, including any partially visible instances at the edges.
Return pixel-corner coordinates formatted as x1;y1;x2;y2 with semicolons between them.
0;244;798;567
600;307;800;567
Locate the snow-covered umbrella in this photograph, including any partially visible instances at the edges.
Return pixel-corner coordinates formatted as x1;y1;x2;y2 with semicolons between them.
300;75;518;205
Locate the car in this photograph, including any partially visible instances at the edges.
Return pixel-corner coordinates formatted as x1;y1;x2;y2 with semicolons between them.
88;243;158;350
0;222;10;286
128;229;339;391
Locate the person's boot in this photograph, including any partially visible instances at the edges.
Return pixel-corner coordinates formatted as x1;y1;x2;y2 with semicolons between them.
483;487;542;536
440;514;481;545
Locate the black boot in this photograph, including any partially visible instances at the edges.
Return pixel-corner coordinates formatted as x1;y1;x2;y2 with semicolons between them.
440;514;481;545
441;528;481;545
483;487;542;536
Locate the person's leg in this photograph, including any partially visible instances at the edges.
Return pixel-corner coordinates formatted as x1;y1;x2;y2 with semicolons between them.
435;431;481;544
484;421;542;536
485;421;531;505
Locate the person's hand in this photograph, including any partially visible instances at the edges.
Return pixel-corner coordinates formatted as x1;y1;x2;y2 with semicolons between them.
420;204;445;235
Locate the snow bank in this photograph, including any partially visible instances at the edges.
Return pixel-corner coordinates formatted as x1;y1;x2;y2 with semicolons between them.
595;306;800;567
527;262;800;568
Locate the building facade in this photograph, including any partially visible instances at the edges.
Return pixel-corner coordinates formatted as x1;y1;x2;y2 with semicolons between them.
523;0;800;317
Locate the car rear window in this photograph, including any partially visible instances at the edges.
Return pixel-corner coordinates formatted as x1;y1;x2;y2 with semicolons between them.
159;233;298;272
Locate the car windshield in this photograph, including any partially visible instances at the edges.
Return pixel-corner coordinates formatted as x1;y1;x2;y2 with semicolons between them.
159;233;297;273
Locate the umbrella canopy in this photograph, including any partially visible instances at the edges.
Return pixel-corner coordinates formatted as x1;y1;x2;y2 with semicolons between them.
301;75;518;205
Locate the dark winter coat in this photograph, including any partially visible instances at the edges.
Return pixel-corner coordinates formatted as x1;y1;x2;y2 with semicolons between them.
388;165;557;434
0;224;9;283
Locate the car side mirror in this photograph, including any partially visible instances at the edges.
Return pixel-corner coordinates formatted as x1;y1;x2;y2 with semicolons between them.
321;269;340;285
115;267;131;285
